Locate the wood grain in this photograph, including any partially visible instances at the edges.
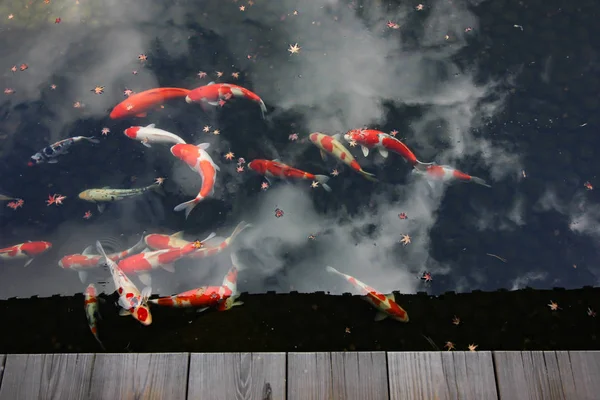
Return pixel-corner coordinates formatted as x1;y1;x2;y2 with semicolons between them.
288;352;332;400
441;351;497;400
564;351;600;399
330;352;388;400
187;352;286;400
0;353;94;400
88;353;188;400
387;352;451;400
0;355;5;390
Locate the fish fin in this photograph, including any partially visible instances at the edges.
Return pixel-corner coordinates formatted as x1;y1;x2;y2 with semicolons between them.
332;133;341;141
196;307;210;313
361;146;370;157
148;299;158;305
207;101;219;106
265;176;273;185
201;232;217;242
319;150;327;161
138;273;152;287
161;263;175;273
95;241;109;259
414;160;434;172
47;159;58;164
119;309;132;316
141;286;152;301
232;301;244;307
171;231;185;239
360;170;379;182
374;311;388;322
174;198;200;219
208;81;215;85
315;175;331;192
385;293;396;301
97;204;106;213
78;271;88;283
259;99;267;119
471;176;491;188
196;143;210;150
82;245;94;256
378;147;388;158
23;258;34;268
142;142;152;148
273;159;281;162
98;297;106;304
213;162;221;171
135;112;147;118
86;137;101;144
146;124;156;128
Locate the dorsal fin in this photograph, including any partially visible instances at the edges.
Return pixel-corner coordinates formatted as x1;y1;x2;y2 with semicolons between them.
145;123;156;129
171;231;185;239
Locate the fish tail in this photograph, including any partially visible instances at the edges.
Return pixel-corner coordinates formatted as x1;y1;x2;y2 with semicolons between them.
471;176;491;188
95;336;106;351
325;266;342;275
360;170;379;182
174;198;201;219
229;220;252;240
315;175;332;192
259;99;267;119
85;136;101;144
148;299;159;305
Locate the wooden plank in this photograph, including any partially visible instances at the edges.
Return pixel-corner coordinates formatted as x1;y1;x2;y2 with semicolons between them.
288;352;332;400
387;352;450;400
0;354;94;400
564;351;600;399
0;355;5;390
330;352;388;400
187;353;285;400
88;353;188;400
441;351;498;400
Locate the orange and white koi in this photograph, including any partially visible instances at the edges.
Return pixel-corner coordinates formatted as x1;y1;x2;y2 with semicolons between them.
170;143;220;219
59;236;145;283
325;266;409;322
84;284;105;350
96;241;152;326
117;239;206;286
186;82;267;119
412;164;491;188
309;132;377;182
344;129;432;168
123;123;186;148
248;159;331;191
0;241;52;267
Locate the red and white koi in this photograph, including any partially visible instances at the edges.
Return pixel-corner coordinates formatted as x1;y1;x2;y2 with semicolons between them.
84;284;105;350
58;236;146;283
28;136;100;166
170;143;220;219
0;241;52;267
123;123;186;148
309;132;378;182
412;164;491;188
344;129;432;169
186;82;267;119
325;266;409;322
247;159;331;191
96;241;152;326
117;239;206;286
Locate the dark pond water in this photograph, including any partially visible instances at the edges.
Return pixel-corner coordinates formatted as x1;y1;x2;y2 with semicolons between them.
1;0;599;300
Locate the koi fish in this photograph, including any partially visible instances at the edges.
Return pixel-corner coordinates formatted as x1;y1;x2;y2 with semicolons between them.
0;241;52;267
412;164;491;188
109;87;191;119
59;236;146;283
123;123;186;148
28;136;100;166
186;82;267;119
248;159;331;191
84;284;105;350
117;239;206;286
145;221;250;258
309;132;378;182
96;241;152;325
170;143;220;219
150;257;244;311
216;252;245;311
78;182;164;213
344;129;432;168
325;266;409;322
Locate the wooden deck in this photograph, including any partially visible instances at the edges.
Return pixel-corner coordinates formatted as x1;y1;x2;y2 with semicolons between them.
0;351;597;399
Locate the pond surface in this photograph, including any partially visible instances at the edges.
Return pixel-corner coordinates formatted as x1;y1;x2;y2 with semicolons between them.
0;0;599;299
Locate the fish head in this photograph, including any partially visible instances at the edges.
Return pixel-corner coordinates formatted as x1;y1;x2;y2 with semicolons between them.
109;104;127;119
309;132;321;143
133;304;152;325
22;241;52;256
170;144;187;159
78;190;93;201
247;159;266;174
124;126;140;139
85;284;97;298
28;153;44;166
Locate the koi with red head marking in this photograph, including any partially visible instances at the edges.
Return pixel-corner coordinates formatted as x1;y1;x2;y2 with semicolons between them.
412;164;491;188
247;159;331;191
123;123;186;148
185;82;267;119
59;236;146;283
96;241;152;326
344;129;432;169
84;284;105;350
0;241;52;267
109;87;191;119
325;266;409;322
170;143;220;219
309;132;378;182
